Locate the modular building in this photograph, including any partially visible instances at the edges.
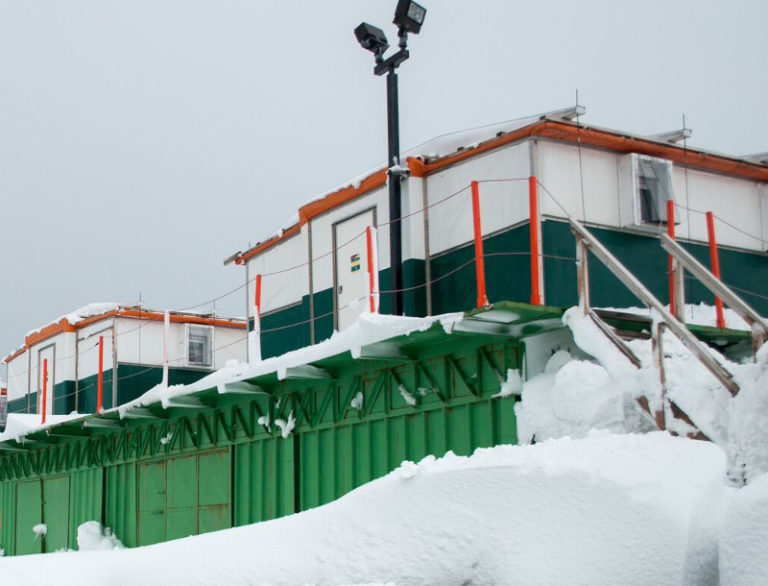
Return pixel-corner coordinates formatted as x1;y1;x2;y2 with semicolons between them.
2;304;247;419
228;108;768;359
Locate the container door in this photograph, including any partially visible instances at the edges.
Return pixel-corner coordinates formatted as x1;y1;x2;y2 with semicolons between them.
15;480;42;555
41;476;70;552
37;345;55;417
137;460;166;546
198;449;231;534
334;209;375;331
166;454;198;540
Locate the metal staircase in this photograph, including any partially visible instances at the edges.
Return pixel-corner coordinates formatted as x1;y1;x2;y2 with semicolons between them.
568;217;768;439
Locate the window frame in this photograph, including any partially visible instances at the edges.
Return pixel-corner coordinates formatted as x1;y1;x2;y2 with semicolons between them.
185;324;214;368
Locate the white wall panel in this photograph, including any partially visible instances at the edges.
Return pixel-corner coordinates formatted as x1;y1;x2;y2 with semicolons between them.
6;350;29;402
426;144;530;255
247;229;309;314
212;326;247;368
76;321;114;380
672;168;766;251
538;141;621;227
115;318;165;366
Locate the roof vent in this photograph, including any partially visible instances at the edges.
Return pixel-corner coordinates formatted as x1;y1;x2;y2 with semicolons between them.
546;105;586;122
650;128;693;144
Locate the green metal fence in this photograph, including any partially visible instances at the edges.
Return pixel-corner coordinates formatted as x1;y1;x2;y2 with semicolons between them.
0;305;546;555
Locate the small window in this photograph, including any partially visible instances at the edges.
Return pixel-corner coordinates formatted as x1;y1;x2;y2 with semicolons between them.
619;154;676;228
187;325;213;367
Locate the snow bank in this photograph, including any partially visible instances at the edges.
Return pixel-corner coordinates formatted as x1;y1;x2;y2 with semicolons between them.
719;473;768;586
0;433;726;586
77;522;124;551
516;307;768;483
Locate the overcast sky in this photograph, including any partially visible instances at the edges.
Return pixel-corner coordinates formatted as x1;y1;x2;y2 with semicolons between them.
1;0;766;363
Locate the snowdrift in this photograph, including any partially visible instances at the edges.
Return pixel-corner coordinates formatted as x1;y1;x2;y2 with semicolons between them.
0;433;728;586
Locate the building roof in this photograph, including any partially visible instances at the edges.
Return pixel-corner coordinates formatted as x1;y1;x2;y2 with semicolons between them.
229;108;768;265
3;304;246;364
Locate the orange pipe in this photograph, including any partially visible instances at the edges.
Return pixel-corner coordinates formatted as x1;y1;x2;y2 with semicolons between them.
471;181;489;307
706;212;726;329
667;200;676;316
97;336;104;413
529;176;541;305
41;358;48;424
366;226;376;313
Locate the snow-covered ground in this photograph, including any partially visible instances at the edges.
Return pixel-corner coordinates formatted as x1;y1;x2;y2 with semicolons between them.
0;433;764;585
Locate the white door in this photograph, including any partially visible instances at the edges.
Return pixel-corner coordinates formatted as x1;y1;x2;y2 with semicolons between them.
334;209;375;330
37;345;55;417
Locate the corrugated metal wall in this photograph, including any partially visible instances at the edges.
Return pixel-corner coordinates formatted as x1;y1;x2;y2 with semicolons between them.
0;330;526;554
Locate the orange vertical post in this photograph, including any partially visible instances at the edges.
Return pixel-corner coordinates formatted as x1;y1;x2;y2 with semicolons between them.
667;200;676;316
706;212;726;329
255;274;262;319
97;335;104;412
41;358;48;424
366;226;377;313
471;180;489;307
529;175;541;305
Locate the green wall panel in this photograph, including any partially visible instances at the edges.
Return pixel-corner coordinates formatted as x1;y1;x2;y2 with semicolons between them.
0;480;16;555
234;438;295;526
15;480;42;555
541;220;768;314
431;227;532;315
105;463;137;548
260;299;312;360
42;476;70;552
53;381;77;416
68;468;103;550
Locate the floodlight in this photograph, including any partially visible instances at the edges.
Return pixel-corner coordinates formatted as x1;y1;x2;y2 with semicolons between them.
355;22;389;56
393;0;427;34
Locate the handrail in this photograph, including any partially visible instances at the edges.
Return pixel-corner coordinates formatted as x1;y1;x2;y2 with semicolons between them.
569;218;739;396
660;233;768;355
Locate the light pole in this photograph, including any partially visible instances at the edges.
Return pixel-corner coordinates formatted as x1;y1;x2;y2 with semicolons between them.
355;1;427;316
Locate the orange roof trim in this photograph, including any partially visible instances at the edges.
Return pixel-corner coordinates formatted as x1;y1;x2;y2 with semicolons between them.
3;309;246;364
237;168;389;264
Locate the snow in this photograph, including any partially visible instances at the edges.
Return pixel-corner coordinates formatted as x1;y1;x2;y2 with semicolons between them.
719;473;768;586
398;384;417;406
493;368;523;398
0;413;85;444
274;411;295;439
598;302;749;331
32;524;47;539
0;433;733;586
515;307;768;484
350;391;364;410
25;302;123;338
76;522;124;551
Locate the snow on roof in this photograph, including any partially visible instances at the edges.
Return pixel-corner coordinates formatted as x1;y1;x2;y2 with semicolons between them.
120;311;464;414
25;302;125;338
0;413;84;444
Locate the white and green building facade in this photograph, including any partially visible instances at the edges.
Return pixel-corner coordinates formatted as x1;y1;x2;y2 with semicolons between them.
2;305;247;419
230;109;768;359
